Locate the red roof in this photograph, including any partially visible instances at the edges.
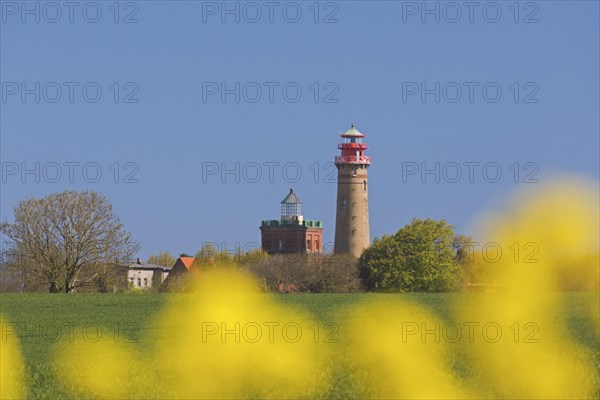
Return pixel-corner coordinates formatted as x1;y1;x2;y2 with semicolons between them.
177;256;195;270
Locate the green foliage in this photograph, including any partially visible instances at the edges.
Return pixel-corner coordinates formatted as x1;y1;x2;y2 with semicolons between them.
193;244;219;265
359;218;464;292
193;244;268;267
146;251;176;267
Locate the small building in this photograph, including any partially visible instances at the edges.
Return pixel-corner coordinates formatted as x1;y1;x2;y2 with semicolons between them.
260;189;323;255
160;255;196;291
168;256;196;276
127;258;172;289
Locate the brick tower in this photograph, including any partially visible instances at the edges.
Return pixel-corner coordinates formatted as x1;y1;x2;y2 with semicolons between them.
334;123;371;257
260;189;323;255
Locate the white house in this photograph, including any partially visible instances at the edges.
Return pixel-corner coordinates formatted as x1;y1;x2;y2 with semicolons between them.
127;258;172;289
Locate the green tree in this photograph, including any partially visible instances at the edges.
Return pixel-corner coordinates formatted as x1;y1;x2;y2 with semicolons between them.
452;234;487;284
452;234;476;266
147;251;176;267
193;244;267;266
0;191;139;293
237;248;268;265
359;218;464;292
194;244;218;265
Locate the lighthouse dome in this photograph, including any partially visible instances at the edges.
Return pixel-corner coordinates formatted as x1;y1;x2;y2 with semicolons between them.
281;188;302;222
341;123;365;138
281;188;302;204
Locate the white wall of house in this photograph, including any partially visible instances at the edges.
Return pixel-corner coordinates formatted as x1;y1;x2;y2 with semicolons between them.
127;269;156;289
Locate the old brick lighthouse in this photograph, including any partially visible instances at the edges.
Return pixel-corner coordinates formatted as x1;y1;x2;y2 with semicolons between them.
260;189;323;255
334;123;371;257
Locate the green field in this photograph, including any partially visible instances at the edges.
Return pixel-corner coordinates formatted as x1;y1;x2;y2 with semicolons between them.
1;292;598;399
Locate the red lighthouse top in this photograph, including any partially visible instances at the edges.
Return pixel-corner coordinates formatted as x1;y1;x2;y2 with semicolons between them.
335;123;371;165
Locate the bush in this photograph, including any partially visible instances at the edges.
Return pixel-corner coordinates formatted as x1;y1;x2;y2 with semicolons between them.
247;253;363;293
359;218;464;292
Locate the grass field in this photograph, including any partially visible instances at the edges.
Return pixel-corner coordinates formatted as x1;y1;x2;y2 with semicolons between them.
1;292;599;399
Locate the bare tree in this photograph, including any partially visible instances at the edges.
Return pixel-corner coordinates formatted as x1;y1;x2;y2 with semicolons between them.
0;191;139;293
248;254;311;292
1;235;56;292
247;253;363;293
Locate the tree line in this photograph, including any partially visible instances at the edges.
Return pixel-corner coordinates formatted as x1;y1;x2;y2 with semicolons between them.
3;190;594;293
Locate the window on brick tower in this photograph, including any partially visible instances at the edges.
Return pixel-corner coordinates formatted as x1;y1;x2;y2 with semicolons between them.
315;239;320;251
307;239;312;249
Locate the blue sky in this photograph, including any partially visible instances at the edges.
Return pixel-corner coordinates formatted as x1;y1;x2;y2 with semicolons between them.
1;1;598;258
